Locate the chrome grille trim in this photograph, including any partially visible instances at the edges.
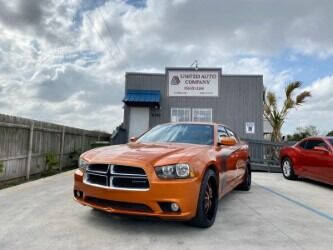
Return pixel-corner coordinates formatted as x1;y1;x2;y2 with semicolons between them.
110;164;147;177
86;164;110;174
83;164;149;191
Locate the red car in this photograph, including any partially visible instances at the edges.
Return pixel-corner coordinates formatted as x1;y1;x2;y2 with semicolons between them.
280;137;333;185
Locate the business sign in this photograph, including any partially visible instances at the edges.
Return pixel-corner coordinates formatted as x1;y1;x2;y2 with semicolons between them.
168;70;219;97
245;122;255;134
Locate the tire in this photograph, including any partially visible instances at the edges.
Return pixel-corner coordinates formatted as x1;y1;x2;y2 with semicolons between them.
237;163;252;191
281;157;297;180
187;169;218;228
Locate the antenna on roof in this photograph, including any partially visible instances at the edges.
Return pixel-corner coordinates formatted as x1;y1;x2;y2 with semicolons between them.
190;60;199;70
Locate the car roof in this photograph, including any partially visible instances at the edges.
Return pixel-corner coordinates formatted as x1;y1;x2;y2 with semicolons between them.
165;122;229;127
302;136;333;140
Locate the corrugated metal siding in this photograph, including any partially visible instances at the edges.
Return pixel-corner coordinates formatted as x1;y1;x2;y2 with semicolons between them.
124;72;263;140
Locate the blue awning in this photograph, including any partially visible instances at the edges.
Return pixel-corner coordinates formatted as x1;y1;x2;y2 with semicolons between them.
123;89;160;106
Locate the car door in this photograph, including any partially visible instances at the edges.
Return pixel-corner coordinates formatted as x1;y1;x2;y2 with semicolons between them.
326;139;333;183
294;140;309;175
302;139;329;181
216;126;238;192
319;139;333;184
225;128;246;181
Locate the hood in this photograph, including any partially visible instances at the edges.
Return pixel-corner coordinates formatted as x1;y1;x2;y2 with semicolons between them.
82;142;208;166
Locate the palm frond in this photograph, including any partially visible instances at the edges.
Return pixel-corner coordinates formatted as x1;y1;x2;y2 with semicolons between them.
266;91;277;108
264;104;271;115
285;81;302;99
296;91;311;105
282;98;295;116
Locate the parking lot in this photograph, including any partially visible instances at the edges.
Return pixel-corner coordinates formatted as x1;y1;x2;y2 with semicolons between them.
0;171;332;250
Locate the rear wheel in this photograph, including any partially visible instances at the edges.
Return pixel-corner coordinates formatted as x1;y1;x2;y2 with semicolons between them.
187;169;218;228
281;157;297;180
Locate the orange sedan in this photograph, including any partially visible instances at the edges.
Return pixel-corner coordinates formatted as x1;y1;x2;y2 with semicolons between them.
74;123;251;227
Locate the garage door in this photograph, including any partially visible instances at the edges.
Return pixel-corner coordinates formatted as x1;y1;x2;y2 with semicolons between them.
128;107;149;139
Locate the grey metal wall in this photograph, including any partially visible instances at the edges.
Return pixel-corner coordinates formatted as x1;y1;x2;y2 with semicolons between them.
124;71;263;140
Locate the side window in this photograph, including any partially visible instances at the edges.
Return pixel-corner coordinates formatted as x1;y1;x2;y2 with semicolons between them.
298;140;307;149
217;126;228;139
304;140;328;150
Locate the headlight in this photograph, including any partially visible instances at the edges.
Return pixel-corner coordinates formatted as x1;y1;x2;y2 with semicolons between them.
79;158;89;170
155;164;193;179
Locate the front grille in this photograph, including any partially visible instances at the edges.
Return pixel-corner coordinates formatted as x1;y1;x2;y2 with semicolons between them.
85;197;152;212
84;164;149;190
112;176;149;189
112;165;146;175
85;173;107;186
87;164;109;173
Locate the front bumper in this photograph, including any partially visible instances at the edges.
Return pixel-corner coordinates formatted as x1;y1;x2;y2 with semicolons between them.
73;169;201;220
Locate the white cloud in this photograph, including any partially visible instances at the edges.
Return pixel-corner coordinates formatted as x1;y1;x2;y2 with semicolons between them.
0;0;333;133
283;76;333;135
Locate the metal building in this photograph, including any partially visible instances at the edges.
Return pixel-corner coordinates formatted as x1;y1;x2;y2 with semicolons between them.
120;67;263;142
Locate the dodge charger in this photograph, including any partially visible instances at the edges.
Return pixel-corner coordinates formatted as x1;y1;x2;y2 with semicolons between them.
73;122;251;227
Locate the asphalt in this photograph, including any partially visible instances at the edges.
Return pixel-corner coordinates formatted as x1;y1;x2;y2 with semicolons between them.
0;171;333;250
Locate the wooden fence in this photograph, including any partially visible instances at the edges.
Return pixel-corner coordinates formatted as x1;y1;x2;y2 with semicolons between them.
0;114;111;182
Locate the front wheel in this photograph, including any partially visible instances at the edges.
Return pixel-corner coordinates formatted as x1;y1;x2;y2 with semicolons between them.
281;157;297;180
187;169;218;228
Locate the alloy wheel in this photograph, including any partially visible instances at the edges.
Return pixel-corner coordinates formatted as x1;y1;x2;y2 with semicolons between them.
203;179;216;220
283;160;291;177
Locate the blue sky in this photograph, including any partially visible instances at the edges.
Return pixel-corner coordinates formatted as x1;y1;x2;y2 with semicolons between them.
271;51;333;85
0;0;332;134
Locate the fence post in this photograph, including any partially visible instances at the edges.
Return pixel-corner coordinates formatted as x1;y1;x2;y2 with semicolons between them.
59;126;65;171
81;132;85;152
26;122;34;180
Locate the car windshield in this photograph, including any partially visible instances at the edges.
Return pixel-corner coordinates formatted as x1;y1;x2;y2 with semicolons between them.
137;124;214;145
329;139;333;146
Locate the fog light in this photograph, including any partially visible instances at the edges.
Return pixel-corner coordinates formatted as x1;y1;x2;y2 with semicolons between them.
171;202;179;212
75;190;82;198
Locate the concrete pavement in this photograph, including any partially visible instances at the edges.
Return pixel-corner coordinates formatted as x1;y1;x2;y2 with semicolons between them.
0;171;332;250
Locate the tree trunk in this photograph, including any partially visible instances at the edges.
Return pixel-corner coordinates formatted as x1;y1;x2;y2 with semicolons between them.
271;126;282;142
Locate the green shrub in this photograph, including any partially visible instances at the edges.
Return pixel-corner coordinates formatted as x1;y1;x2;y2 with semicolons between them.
0;162;4;174
69;150;82;166
45;152;58;172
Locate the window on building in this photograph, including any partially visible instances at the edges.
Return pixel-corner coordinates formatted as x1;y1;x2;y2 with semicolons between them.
192;108;212;122
171;108;191;122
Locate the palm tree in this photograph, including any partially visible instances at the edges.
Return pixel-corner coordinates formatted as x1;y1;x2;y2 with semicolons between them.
264;81;311;142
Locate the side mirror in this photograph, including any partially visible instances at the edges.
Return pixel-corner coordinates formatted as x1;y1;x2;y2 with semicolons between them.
219;136;237;146
129;137;137;142
313;146;329;153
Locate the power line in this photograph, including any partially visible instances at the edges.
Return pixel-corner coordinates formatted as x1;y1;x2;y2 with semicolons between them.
85;11;117;60
95;6;123;57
